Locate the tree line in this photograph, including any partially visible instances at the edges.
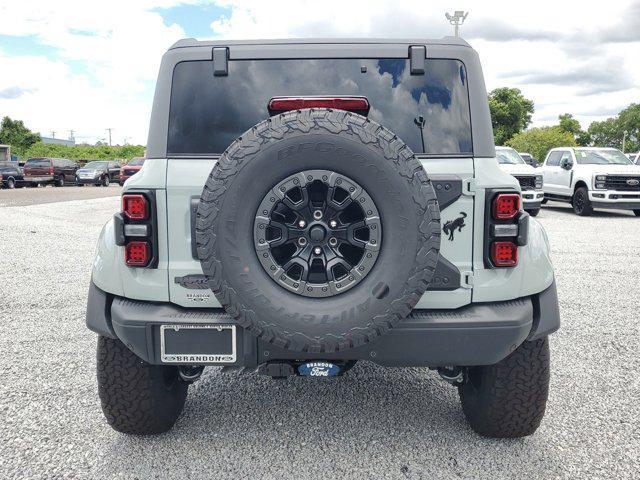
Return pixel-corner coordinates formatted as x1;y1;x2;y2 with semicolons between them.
3;92;639;166
0;116;144;161
489;87;639;163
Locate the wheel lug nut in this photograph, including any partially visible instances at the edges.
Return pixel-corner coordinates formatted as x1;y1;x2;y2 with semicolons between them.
298;237;307;246
314;247;322;255
329;220;337;228
329;237;338;247
298;220;306;228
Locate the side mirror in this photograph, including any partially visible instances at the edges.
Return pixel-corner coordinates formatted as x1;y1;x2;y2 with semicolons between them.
560;158;573;170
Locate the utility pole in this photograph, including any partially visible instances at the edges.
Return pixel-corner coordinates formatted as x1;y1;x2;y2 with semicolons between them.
106;128;113;146
50;131;56;139
622;130;628;152
445;11;469;37
69;130;75;141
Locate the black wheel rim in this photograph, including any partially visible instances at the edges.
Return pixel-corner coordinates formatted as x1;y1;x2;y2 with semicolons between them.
254;169;381;298
574;192;584;212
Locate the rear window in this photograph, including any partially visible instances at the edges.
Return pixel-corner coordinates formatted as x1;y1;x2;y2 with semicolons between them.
168;58;472;156
25;158;51;168
128;157;145;166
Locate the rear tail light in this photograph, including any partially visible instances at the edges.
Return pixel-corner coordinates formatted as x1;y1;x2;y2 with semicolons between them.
116;191;157;268
493;193;520;220
491;241;518;267
485;191;528;269
49;166;54;175
122;194;148;220
125;241;150;267
268;96;370;115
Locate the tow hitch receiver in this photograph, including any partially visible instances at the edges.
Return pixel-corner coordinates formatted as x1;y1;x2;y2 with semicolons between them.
258;361;349;379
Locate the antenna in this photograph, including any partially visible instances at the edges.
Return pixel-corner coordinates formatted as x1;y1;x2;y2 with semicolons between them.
445;10;469;37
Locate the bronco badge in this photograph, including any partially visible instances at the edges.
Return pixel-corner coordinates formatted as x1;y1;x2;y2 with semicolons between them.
442;212;467;241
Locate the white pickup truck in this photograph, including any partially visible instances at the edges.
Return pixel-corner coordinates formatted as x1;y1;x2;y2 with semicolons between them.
540;147;640;216
495;146;544;216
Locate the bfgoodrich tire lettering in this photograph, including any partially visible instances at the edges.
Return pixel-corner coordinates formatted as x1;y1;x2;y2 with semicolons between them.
97;336;188;435
196;109;441;353
458;337;550;438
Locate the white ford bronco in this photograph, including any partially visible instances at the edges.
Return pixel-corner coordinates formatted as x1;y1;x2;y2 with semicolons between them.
495;146;544;216
86;38;560;438
540;147;640;216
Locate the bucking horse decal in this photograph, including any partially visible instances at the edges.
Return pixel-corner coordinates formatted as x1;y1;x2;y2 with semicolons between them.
442;212;467;241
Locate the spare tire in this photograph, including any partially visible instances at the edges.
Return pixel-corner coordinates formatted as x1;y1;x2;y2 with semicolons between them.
196;109;440;352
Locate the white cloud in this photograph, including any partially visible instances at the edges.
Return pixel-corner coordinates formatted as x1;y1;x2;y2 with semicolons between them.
0;0;638;146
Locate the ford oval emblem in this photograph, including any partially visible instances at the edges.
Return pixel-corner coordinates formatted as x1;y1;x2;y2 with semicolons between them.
298;361;341;377
626;179;639;186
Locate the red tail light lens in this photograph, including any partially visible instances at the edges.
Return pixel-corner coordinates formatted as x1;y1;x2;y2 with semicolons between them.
268;96;370;115
491;241;518;267
122;194;148;220
49;166;54;175
493;193;520;220
125;241;149;266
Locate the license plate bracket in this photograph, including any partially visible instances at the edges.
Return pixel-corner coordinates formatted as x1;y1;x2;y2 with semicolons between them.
160;324;236;364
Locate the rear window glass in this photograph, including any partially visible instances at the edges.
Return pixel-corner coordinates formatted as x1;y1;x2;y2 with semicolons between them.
128;157;145;166
25;158;50;168
168;58;472;156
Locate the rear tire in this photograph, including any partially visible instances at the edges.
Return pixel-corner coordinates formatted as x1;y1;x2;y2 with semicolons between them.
527;208;540;217
97;336;188;435
55;175;65;187
572;187;593;216
458;337;550;438
7;178;15;189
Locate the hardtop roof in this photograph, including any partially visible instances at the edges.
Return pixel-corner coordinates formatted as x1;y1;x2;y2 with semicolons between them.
169;36;471;50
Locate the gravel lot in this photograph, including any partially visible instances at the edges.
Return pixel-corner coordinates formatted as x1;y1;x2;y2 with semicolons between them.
0;184;121;208
1;193;639;479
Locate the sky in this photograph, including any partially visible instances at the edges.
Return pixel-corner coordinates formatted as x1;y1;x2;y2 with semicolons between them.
0;0;638;146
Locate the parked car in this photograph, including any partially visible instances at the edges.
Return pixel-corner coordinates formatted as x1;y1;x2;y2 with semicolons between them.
539;147;640;216
23;157;79;187
87;37;560;439
75;160;121;187
118;157;145;185
519;152;538;168
496;146;544;216
0;161;25;189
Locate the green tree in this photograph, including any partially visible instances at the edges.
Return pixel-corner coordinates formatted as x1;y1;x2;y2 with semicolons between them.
558;113;590;146
506;126;576;163
488;87;535;145
24;142;145;162
587;118;620;149
0;116;41;157
617;103;640;152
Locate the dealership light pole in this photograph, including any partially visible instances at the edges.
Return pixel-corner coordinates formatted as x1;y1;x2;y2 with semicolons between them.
445;11;469;37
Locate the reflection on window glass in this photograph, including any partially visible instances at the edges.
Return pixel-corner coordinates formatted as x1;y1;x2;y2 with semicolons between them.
168;58;472;156
496;148;525;165
574;148;631;165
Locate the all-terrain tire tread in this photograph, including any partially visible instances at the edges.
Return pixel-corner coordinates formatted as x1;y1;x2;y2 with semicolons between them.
458;337;550;438
96;336;187;435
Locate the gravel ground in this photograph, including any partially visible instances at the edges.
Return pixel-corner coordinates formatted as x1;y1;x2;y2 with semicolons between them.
1;196;639;479
0;184;121;207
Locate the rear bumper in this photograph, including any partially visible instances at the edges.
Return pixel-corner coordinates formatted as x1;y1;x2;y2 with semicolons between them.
76;177;101;184
86;280;560;368
24;175;53;183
